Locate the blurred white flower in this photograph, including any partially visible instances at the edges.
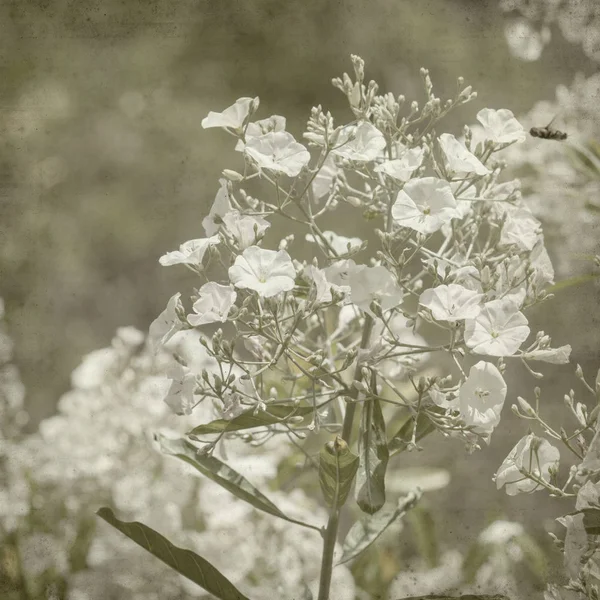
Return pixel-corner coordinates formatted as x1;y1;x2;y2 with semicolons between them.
306;265;333;304
70;347;119;389
457;361;507;436
332;121;386;162
324;259;356;296
347;264;403;318
504;18;550;62
229;246;296;297
476;108;526;144
464;297;530;356
374;146;424;181
305;230;362;256
159;236;219;268
163;362;196;416
201;97;255;130
419;283;483;322
392;176;459;234
187;283;237;326
495;433;560;495
439;133;491;176
222;210;270;249
202;179;232;236
244;131;310;177
312;154;339;199
148;293;185;352
479;520;524;545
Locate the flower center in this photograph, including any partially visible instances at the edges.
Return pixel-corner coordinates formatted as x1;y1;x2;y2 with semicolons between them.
474;387;490;402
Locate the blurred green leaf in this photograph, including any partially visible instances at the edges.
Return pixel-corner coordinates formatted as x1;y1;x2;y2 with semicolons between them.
399;596;510;599
188;404;313;437
516;533;549;584
319;437;359;509
96;507;252;600
340;492;419;564
547;273;600;294
356;398;389;514
156;434;288;521
407;505;439;568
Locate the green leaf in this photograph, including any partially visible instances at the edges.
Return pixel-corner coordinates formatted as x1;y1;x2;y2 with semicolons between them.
398;595;510;600
188;404;314;437
319;436;359;509
339;491;420;564
356;398;389;514
516;533;548;583
388;410;437;455
156;435;287;521
577;508;600;535
96;508;252;600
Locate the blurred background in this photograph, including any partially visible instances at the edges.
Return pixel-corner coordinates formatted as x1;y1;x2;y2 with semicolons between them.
1;1;600;596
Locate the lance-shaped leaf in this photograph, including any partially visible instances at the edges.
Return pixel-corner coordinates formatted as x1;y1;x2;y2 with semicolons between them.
339;491;420;564
355;398;389;514
188;404;314;437
388;409;437;455
157;434;287;520
97;507;252;600
399;595;510;600
319;436;359;509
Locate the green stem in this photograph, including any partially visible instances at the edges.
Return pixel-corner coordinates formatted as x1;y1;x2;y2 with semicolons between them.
317;315;374;600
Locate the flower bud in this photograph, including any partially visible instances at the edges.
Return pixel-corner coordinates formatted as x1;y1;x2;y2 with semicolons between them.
517;396;536;417
222;169;243;181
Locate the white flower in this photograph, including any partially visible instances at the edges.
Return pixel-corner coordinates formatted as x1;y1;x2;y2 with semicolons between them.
222;210;270;249
522;345;572;364
479;520;524;545
245;131;310;177
148;293;184;352
561;513;588;580
159;236;219;268
419;284;483;322
457;361;507;436
324;259;356;296
202;180;232;236
375;147;424;182
495;433;560;496
305;230;362;256
163;363;196;416
530;239;555;287
576;481;600;511
476;108;526;145
70;348;118;389
229;246;296;297
201;97;255;130
464;298;530;356
312;154;339;199
235;115;286;151
347;264;403;318
306;265;333;304
392;177;459;234
187;283;237;326
438;133;491;176
499;205;542;251
332;122;386;162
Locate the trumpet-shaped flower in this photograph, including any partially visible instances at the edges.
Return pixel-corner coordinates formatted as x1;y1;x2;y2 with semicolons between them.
187;283;237;326
245;131;310;177
222;210;270;249
159;236;219;268
464;298;530;356
499;205;542;251
323;259;356;296
347;264;403;317
419;283;483;322
332;122;386;162
495;434;560;496
148;293;184;351
439;133;491;176
392;177;459;234
476;108;526;145
235;115;287;151
312;154;339;200
522;345;572;364
457;361;507;436
163;362;196;416
306;265;333;304
202;180;232;236
375;147;424;182
229;246;296;297
201;97;255;131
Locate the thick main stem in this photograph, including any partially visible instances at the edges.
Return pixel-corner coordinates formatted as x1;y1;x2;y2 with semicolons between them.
316;315;374;600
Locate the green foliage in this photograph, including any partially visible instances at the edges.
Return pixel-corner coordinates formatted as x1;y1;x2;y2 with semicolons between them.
96;507;253;600
318;436;359;509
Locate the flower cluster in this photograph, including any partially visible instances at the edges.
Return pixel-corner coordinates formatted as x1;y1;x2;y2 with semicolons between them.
495;364;600;600
503;72;600;277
